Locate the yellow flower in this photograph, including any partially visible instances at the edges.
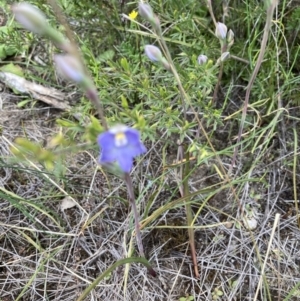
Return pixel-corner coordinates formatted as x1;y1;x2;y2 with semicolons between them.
129;10;138;20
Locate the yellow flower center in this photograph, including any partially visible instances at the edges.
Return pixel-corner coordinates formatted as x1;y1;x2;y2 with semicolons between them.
115;132;127;147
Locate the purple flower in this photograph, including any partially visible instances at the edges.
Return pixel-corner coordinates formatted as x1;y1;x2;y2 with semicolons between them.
97;125;146;173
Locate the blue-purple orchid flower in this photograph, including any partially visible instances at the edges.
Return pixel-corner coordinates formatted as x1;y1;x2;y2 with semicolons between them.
97;125;146;173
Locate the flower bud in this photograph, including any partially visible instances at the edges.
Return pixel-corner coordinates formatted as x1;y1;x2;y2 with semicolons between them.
220;51;230;62
138;3;155;23
54;55;84;83
215;22;227;40
145;45;163;62
12;3;48;34
216;51;230;65
227;29;234;43
227;29;234;48
144;45;170;70
138;3;161;32
197;54;208;65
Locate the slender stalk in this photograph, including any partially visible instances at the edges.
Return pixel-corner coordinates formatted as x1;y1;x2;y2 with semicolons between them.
156;31;201;275
156;26;233;277
183;151;199;278
230;0;278;172
85;88;108;130
212;63;224;103
124;173;156;276
292;128;300;228
213;40;228;103
124;173;144;256
158;35;187;120
206;0;217;27
46;0;108;130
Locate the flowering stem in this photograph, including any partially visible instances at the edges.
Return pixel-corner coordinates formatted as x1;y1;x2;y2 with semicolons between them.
124;173;156;276
212;63;223;103
206;0;217;27
182;151;199;278
157;33;187;120
141;3;237;277
156;27;202;278
124;173;144;256
213;44;227;103
46;0;108;131
230;0;278;172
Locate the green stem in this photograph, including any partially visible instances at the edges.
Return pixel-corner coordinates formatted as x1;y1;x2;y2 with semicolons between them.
157;33;187;120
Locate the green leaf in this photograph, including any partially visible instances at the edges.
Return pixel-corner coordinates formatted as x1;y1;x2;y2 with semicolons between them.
56;119;80;128
17;99;31;108
97;49;115;62
0;45;7;60
120;57;130;72
0;63;24;77
121;95;129;109
84;116;103;142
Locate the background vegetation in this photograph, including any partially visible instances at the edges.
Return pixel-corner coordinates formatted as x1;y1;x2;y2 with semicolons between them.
0;0;299;300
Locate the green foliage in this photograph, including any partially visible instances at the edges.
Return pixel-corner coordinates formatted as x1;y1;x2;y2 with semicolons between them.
212;287;224;300
179;295;194;301
0;13;28;60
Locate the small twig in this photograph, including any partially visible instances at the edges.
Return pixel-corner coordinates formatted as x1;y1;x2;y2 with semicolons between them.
230;55;250;64
157;33;187;120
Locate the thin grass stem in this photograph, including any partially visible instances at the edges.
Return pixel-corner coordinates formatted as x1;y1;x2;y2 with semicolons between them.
230;0;278;172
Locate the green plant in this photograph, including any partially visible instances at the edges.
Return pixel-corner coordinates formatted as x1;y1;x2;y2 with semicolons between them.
179;295;194;301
